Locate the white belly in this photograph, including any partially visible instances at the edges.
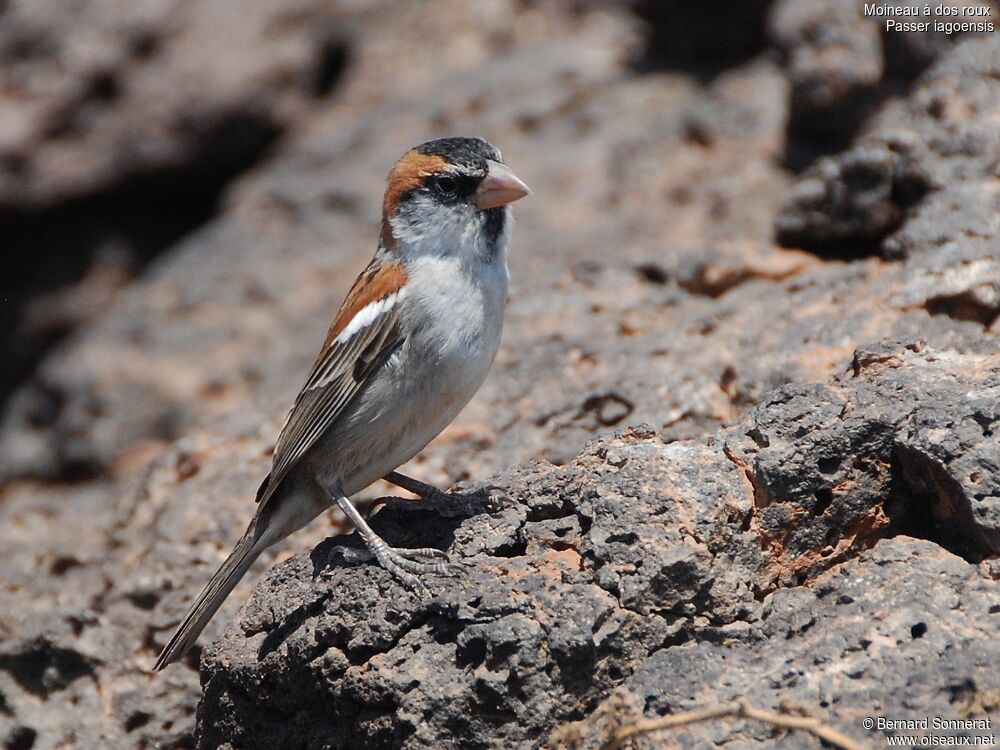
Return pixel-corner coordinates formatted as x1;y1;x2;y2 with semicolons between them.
309;253;507;496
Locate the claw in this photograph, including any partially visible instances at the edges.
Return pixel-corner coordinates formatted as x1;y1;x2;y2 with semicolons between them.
327;541;457;588
403;546;452;561
330;489;464;591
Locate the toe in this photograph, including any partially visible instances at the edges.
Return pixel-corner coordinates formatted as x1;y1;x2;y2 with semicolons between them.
404;546;451;561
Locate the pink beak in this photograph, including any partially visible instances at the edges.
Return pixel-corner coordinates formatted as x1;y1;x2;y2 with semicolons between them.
475;160;531;210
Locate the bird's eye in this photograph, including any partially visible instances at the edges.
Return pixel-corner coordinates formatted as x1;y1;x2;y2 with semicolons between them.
436;176;457;194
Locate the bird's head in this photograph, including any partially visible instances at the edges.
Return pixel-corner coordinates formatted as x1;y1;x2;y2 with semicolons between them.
380;137;530;262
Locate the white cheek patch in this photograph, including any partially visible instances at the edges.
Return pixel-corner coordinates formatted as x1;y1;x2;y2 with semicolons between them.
334;290;403;344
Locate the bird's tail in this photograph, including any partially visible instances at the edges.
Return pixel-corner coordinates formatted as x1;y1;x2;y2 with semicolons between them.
153;527;263;671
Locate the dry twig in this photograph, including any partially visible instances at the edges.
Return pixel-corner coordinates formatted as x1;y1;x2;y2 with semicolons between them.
601;700;865;750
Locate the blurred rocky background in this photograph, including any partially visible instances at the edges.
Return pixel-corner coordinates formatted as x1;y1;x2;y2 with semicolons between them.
0;1;997;748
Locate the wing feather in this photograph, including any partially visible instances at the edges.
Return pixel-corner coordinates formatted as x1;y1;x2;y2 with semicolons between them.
257;259;407;506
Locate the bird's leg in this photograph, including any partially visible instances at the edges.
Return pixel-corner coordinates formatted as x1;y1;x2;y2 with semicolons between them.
383;471;508;516
326;486;457;589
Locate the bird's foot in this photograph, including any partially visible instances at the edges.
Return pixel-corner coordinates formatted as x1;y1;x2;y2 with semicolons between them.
429;485;510;517
384;471;510;517
323;542;459;590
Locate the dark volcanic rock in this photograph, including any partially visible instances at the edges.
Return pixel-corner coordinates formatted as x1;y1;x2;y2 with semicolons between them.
727;342;1000;590
769;0;996;167
559;537;1000;749
0;0;355;400
769;0;884;155
777;33;1000;255
632;0;773;77
198;342;1000;748
0;0;350;211
197;430;762;750
774;142;931;255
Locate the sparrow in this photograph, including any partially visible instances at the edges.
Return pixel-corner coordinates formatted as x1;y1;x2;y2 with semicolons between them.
154;137;530;670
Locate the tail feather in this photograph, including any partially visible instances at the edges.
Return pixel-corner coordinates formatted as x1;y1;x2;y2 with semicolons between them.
154;530;262;671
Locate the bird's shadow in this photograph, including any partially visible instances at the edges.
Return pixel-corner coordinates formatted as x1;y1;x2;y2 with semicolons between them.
257;594;330;660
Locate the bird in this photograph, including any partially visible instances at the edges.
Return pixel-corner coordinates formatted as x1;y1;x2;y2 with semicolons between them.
154;137;530;670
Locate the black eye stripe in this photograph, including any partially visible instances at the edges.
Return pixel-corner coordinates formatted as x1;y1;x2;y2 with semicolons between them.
426;172;477;199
